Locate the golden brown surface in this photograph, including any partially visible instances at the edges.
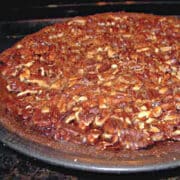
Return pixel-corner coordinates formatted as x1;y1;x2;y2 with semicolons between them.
0;12;179;150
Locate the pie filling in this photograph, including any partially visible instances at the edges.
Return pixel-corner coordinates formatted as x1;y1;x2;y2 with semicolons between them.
0;12;179;150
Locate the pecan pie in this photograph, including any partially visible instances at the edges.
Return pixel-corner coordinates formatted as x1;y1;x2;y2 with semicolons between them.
0;12;179;150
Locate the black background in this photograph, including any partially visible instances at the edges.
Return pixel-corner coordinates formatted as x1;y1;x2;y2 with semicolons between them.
0;0;179;21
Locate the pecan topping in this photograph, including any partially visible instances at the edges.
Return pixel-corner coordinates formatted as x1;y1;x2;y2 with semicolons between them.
0;12;179;150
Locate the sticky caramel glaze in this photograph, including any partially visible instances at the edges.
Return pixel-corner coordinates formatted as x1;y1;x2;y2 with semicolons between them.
0;12;179;150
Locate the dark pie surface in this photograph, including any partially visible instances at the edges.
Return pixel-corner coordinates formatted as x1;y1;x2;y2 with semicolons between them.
0;12;179;150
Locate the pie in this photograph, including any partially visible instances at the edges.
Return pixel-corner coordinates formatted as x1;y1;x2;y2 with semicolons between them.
0;12;179;150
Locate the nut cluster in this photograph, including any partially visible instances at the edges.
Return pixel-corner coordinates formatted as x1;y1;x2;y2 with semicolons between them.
0;12;179;150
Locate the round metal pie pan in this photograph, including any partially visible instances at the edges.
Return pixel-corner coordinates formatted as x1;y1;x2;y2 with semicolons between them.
0;120;179;174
